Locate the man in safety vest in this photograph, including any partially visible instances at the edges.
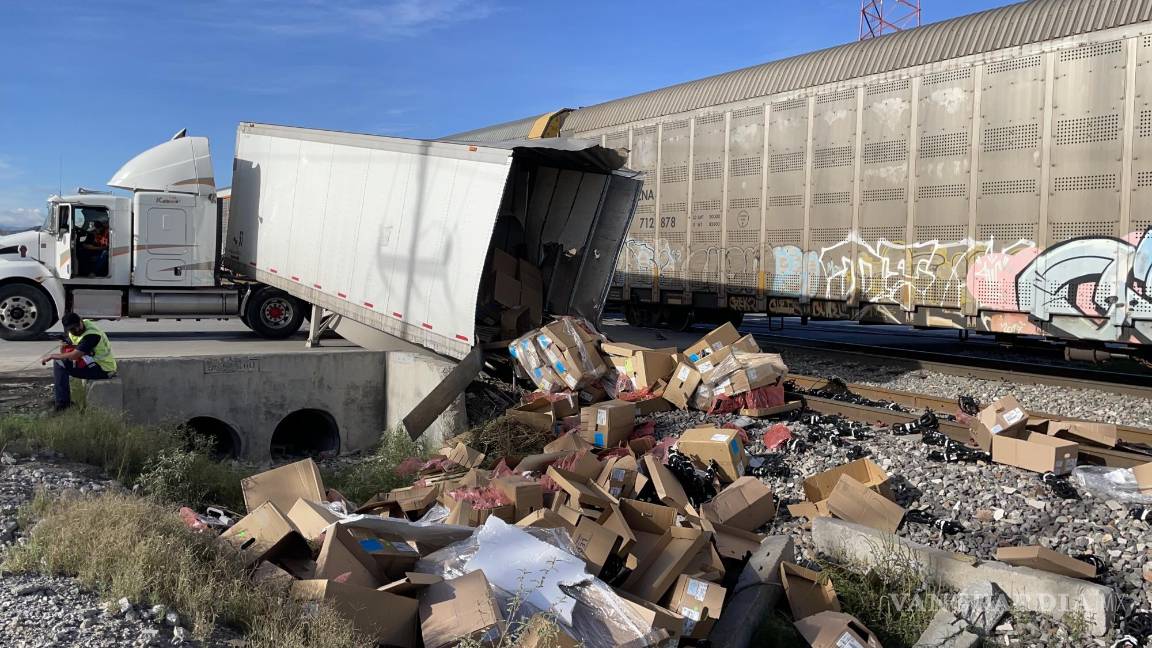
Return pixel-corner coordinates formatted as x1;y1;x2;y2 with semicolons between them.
40;312;117;411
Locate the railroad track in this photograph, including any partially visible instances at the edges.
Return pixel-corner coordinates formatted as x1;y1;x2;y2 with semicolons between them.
750;332;1152;398
787;374;1152;468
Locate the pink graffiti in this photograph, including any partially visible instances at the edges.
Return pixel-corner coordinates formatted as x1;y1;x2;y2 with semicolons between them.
967;248;1039;311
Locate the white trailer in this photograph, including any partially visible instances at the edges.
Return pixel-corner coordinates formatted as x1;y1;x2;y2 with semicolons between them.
0;124;640;359
225;123;641;360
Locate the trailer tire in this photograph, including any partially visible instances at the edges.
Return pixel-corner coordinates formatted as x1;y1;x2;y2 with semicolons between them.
0;283;55;341
244;287;304;339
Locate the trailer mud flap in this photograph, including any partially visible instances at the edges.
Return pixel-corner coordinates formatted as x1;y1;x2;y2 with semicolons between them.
401;346;484;440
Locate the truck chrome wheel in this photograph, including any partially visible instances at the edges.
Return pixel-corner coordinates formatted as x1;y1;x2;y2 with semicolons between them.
0;295;37;331
261;297;294;329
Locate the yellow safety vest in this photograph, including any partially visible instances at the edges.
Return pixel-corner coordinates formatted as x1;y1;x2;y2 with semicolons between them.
68;320;117;374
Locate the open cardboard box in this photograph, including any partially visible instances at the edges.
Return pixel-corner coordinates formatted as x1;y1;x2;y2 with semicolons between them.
970;395;1027;452
1135;461;1152;495
994;545;1097;579
1047;420;1118;448
292;579;419;648
419;571;505;648
781;562;840;620
642;455;691;512
220;501;311;568
506;394;578;434
621;527;711;603
493;475;544;520
546;466;618;511
616;590;685;643
287;498;341;541
827;474;906;534
240;458;325;514
684;322;741;363
991;431;1079;475
315;525;382;589
802;458;892;505
700;476;776;531
794;611;883;648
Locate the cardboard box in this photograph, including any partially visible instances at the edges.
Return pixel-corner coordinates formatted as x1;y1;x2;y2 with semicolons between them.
664;362;702;410
555;344;607;389
515;508;576;532
794;611;883;648
995;545;1097;579
616;591;686;643
1047;420;1118;448
787;500;831;521
620;499;678;535
286;498;340;541
491;248;518;277
220;501;311;568
315;525;381;589
240;458;325;513
663;575;726;639
571;517;619;574
631;350;677;388
601;341;652;357
802;458;892;505
991;431;1079;475
970;395;1028;452
499;305;531;339
1134;462;1152;494
493;475;543;520
780;562;840;620
635;394;673;416
519;259;544;325
732;334;761;353
597;504;637;556
444;498;515;527
707;521;765;561
514;451;568;474
684;322;741;363
683;542;726;582
598;455;641;500
827;475;906;534
543;431;592;454
441;443;486;470
642;455;690;512
701;476;776;531
678;427;747;482
516;614;580;648
622;527;711;603
292;580;418;648
252;561;296;591
546;466;617;511
580;400;637;449
712;362;782;397
419;571;504;648
507;396;576;434
378;572;443;596
493;272;522;309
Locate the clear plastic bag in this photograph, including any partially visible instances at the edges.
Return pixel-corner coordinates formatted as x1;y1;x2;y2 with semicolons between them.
1071;466;1152;504
416;517;657;648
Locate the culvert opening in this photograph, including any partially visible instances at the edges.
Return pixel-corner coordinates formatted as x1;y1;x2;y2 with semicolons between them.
182;417;240;459
271;409;340;460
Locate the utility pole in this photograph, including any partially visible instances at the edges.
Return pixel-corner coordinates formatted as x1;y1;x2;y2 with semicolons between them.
860;0;922;40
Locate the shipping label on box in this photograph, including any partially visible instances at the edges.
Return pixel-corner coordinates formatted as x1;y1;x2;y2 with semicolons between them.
971;395;1027;452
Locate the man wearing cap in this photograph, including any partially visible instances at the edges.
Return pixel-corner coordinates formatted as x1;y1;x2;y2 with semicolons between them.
40;312;117;411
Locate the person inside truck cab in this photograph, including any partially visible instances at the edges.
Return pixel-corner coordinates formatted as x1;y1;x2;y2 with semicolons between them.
79;220;109;276
40;312;117;411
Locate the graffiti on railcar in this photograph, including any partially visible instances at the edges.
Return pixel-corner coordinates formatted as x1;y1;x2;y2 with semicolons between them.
618;227;1152;342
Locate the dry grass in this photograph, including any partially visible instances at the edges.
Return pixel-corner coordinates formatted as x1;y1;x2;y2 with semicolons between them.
448;415;553;464
4;491;365;648
0;408;249;510
321;426;427;504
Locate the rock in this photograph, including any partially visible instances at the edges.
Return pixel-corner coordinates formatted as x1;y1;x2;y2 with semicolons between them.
138;627;161;647
1105;500;1124;512
164;611;180;627
952;582;1011;635
13;584;47;596
173;626;189;644
118;597;133;615
80;618;95;630
915;608;981;648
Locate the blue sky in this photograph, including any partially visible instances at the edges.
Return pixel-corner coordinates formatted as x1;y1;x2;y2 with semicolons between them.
0;0;1009;229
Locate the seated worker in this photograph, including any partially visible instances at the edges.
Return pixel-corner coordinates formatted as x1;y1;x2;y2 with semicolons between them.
79;221;109;276
40;313;117;411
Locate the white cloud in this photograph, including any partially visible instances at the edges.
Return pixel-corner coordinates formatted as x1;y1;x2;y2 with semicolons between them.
0;207;44;231
207;0;498;38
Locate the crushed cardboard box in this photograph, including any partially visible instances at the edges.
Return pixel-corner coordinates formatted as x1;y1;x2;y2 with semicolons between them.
240;458;325;514
781;562;840;620
994;545;1097;579
292;579;419;647
418;571;505;648
794;611;883;648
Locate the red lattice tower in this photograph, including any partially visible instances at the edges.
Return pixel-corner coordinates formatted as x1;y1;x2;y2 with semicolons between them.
860;0;922;40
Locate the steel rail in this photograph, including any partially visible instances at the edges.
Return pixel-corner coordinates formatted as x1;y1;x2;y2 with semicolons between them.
755;334;1152;398
787;374;1152;468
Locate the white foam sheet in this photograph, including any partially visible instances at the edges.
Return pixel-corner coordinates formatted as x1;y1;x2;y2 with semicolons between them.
465;517;592;626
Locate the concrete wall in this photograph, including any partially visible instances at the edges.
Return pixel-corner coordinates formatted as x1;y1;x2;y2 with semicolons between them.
384;351;468;448
89;351;387;462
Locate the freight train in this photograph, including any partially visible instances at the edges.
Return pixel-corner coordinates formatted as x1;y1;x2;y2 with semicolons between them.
447;0;1152;358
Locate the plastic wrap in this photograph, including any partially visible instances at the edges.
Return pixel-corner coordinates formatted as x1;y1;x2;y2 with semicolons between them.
1071;466;1152;504
416;503;451;525
416;517;657;648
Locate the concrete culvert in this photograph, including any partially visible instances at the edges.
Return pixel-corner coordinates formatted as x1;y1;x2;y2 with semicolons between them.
271;409;340;460
183;416;240;459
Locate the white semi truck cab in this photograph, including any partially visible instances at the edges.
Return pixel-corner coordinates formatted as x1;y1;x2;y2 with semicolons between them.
0;131;306;341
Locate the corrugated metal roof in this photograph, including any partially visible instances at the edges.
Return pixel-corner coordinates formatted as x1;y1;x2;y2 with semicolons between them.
442;114;545;142
552;0;1152;134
